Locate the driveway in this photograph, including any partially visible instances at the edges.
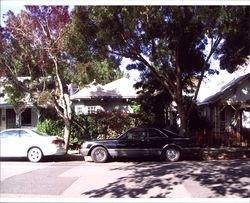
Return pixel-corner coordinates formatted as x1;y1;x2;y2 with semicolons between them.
0;155;249;200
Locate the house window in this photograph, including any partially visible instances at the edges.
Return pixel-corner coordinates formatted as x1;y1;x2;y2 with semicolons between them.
76;106;83;115
21;108;31;126
88;106;96;114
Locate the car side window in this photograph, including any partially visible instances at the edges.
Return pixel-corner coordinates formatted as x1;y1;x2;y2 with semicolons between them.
148;129;167;139
125;130;146;141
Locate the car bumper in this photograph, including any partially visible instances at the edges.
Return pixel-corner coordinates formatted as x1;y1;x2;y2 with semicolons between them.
79;148;90;156
43;147;66;156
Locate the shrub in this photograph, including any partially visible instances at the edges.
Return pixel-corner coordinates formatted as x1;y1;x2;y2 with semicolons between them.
36;111;154;150
36;119;64;137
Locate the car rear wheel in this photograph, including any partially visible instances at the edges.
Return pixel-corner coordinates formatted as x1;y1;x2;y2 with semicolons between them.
163;147;180;162
27;147;43;162
91;146;108;163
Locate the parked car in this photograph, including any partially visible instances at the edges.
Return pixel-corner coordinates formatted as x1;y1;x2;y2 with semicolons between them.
80;127;197;163
0;128;66;162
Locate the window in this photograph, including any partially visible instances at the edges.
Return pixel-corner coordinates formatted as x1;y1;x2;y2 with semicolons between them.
88;106;96;114
21;108;31;126
76;106;83;115
0;130;19;138
125;130;146;140
148;129;167;138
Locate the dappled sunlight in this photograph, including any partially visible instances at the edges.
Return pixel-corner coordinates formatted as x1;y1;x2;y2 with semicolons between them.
81;160;250;198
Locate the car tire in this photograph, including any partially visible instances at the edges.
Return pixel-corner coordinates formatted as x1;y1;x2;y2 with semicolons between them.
162;147;180;162
91;146;108;163
27;147;43;162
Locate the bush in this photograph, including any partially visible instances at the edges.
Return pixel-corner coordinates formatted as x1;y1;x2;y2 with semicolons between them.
71;111;154;146
36;119;64;137
36;111;154;150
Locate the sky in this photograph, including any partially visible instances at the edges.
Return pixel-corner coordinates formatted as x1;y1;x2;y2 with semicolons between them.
1;1;249;100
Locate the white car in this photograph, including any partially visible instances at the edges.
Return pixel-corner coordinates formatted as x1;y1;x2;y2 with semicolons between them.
0;128;66;162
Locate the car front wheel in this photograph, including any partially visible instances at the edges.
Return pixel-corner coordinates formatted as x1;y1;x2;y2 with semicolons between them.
27;147;43;162
91;146;108;163
163;147;180;162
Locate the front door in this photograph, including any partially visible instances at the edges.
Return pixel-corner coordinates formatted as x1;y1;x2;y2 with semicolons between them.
6;109;16;129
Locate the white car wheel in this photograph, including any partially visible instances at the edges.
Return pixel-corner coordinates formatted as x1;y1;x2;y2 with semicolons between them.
27;147;43;162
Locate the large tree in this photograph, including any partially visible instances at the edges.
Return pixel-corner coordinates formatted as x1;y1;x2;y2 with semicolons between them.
0;6;74;149
69;6;249;135
0;6;125;150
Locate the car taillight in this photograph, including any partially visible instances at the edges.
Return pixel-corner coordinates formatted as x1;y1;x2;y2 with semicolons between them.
52;140;60;144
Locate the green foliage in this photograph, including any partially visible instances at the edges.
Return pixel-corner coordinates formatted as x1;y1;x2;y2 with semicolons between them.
70;112;154;148
36;111;153;149
69;6;249;135
129;101;141;113
36;119;64;137
70;59;125;87
4;85;25;109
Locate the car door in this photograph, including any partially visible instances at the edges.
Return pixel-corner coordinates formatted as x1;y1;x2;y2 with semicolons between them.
116;128;148;157
0;130;20;157
145;128;169;156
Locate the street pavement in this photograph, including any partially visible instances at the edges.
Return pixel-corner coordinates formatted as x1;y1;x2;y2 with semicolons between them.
0;154;249;201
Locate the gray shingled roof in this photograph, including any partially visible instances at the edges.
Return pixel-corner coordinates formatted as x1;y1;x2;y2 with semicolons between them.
198;72;250;105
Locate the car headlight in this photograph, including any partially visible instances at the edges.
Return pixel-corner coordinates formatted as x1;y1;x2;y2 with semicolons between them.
81;142;89;148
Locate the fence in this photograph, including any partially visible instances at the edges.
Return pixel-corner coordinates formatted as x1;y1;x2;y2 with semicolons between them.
192;128;250;147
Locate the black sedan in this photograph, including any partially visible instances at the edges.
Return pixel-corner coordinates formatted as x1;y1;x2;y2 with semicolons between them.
80;127;196;163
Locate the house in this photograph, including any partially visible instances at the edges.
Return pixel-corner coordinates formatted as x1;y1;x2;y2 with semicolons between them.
197;72;250;146
70;77;138;115
0;79;39;131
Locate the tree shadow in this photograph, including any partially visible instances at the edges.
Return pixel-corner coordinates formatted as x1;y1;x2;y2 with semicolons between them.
81;159;250;198
0;153;84;163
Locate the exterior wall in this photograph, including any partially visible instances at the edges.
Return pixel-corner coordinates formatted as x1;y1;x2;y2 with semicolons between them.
0;107;38;130
73;98;133;115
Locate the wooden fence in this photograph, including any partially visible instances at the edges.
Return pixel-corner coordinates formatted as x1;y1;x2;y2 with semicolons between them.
191;128;250;147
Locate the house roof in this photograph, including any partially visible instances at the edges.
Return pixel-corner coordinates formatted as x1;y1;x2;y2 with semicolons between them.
70;77;139;100
198;72;250;105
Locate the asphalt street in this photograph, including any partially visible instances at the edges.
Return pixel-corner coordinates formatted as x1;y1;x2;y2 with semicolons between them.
0;155;249;201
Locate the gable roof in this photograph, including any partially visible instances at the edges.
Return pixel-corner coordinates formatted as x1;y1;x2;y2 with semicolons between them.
198;72;250;105
70;77;138;100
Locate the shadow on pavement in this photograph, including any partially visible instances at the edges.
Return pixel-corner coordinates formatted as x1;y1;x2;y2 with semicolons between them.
81;159;250;198
0;153;85;163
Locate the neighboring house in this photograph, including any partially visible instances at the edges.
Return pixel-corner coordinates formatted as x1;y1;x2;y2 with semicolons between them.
0;82;39;131
70;77;138;115
197;72;250;146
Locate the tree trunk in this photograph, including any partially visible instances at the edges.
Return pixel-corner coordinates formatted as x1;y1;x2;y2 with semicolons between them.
176;104;188;136
64;119;71;152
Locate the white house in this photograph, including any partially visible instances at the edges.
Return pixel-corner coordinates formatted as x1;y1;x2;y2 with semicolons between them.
0;78;39;131
70;77;139;115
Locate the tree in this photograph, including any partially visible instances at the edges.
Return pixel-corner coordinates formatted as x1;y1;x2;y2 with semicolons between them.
0;6;125;150
0;6;73;150
69;6;249;135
